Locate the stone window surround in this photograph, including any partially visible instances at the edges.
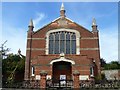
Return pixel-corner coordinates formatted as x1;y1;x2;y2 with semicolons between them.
46;28;80;55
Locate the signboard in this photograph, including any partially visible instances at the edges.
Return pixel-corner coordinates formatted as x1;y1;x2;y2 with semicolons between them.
47;75;51;80
60;75;66;85
60;75;66;80
35;75;41;80
79;75;89;80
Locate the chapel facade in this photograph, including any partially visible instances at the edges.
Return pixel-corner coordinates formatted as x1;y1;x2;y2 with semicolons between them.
24;3;101;88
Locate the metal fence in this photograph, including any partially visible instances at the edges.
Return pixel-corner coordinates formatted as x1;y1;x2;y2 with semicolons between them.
2;80;120;89
80;80;120;89
2;80;40;89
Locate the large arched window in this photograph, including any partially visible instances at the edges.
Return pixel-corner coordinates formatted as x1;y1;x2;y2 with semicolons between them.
46;29;80;55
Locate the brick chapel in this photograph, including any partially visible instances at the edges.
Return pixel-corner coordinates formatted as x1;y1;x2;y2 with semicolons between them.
24;3;101;88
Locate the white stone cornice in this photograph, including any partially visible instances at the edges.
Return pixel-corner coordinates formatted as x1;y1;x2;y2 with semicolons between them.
27;38;45;40
80;48;99;50
81;37;98;40
27;48;45;50
27;48;99;51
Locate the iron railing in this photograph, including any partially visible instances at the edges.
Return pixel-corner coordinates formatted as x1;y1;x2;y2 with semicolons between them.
80;80;120;89
46;79;73;89
2;80;120;89
2;80;40;89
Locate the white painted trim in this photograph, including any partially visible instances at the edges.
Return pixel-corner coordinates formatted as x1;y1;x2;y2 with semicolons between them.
45;28;80;55
46;29;80;37
66;17;74;22
28;37;98;40
50;56;75;65
51;17;60;22
51;17;74;24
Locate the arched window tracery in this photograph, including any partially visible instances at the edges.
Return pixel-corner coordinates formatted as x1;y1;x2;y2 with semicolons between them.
49;31;77;54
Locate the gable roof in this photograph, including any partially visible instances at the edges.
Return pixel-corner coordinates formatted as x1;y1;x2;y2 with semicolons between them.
34;16;92;34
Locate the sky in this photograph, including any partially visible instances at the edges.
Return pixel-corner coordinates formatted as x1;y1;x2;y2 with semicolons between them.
1;2;118;63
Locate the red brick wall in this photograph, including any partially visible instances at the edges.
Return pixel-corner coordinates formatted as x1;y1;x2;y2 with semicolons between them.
25;17;101;80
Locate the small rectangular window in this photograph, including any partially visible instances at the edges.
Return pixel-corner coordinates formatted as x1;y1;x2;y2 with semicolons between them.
90;67;94;77
32;66;35;76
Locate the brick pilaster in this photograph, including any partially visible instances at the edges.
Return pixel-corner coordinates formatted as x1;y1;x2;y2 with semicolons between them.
40;71;47;88
73;70;80;89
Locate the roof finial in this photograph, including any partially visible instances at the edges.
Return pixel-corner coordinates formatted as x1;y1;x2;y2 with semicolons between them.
92;18;97;26
18;48;21;55
92;18;98;32
60;2;64;11
29;19;34;27
60;3;65;18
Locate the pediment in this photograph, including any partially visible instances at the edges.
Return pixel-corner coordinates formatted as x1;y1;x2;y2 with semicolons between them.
34;16;92;34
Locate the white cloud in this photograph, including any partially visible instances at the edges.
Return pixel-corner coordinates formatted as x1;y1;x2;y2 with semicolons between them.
2;26;27;55
33;13;45;31
2;12;46;56
99;26;118;63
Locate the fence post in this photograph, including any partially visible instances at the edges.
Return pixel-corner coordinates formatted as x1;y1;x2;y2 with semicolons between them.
40;70;47;89
73;70;80;89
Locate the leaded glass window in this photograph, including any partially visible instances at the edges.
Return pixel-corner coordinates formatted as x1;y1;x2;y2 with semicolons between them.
49;33;54;54
66;33;70;54
55;33;59;54
71;33;76;54
49;31;76;54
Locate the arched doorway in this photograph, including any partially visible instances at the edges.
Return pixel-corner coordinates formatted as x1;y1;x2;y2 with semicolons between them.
52;61;72;81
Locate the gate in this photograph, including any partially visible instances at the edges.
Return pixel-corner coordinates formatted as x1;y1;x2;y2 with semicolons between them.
46;79;73;89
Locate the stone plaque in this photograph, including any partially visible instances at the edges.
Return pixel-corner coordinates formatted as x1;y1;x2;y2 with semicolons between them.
47;75;51;80
79;75;89;80
36;75;41;80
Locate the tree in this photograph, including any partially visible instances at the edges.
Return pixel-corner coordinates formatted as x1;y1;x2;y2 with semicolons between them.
0;40;10;58
2;53;25;86
104;61;120;70
100;58;106;67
